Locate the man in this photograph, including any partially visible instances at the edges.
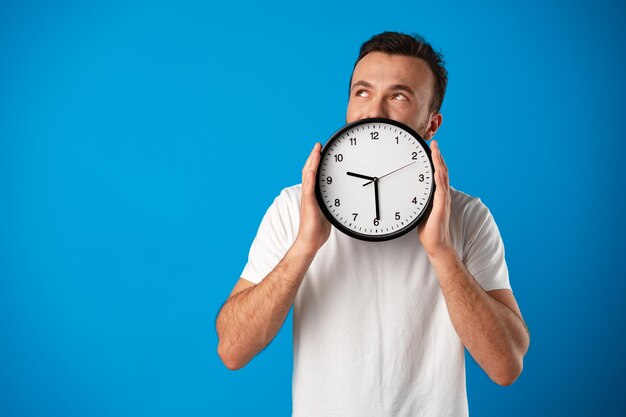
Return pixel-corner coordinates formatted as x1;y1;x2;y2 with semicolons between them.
216;32;530;416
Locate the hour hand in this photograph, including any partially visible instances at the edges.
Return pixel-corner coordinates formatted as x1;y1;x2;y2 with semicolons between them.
346;171;376;181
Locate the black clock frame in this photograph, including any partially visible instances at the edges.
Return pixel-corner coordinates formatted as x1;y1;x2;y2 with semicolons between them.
314;117;436;242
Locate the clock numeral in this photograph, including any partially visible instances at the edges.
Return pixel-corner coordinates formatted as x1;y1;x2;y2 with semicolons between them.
326;176;333;184
412;197;417;204
412;151;418;160
373;218;379;226
334;199;340;207
352;213;358;221
334;153;344;162
350;138;357;146
395;212;400;220
419;174;424;182
370;131;379;140
395;136;399;144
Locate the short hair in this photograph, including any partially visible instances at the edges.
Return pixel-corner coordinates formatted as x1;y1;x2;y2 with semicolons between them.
349;31;448;114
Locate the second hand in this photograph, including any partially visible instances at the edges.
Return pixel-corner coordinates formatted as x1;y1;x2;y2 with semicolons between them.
362;161;417;186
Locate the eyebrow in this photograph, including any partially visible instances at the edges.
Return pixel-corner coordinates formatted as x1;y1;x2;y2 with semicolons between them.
351;80;416;96
351;80;374;91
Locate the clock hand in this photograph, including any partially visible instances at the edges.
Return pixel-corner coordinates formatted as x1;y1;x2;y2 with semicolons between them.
374;178;380;221
346;171;376;181
362;161;418;186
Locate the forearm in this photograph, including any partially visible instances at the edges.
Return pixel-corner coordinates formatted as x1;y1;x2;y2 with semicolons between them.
216;241;315;370
429;249;529;385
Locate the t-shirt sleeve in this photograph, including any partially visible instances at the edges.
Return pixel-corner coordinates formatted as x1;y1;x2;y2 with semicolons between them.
461;199;511;292
240;188;298;285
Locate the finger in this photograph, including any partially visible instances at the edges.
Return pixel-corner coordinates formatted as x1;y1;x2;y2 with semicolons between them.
304;145;322;196
306;148;322;194
429;142;448;194
430;140;445;175
437;142;448;174
302;143;318;177
302;149;314;178
306;169;315;196
302;163;309;190
309;143;321;171
303;142;322;180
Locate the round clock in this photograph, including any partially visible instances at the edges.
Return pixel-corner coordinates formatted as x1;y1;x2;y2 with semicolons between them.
315;117;436;242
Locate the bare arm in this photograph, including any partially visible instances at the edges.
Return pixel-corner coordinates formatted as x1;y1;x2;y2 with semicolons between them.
429;250;529;385
216;142;331;370
216;241;315;370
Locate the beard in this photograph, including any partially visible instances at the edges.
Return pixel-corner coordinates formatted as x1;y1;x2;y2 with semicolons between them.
416;114;431;139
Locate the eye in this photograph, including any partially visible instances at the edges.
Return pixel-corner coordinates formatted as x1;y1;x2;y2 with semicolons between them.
355;89;370;98
392;93;408;101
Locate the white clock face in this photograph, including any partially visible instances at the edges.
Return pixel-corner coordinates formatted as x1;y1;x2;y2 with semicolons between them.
315;118;435;242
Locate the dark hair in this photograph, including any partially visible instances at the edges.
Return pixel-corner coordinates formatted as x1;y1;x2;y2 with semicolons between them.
350;31;448;113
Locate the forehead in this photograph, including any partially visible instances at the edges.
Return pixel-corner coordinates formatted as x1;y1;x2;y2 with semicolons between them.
352;52;434;99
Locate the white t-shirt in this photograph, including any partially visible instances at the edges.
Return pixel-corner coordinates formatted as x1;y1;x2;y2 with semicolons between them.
241;183;511;417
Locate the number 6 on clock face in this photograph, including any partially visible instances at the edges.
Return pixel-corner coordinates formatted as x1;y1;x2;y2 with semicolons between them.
315;118;436;242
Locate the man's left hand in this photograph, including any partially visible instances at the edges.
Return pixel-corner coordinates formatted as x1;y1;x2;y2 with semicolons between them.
417;140;453;257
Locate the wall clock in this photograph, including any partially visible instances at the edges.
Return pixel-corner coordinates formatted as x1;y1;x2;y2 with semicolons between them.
315;118;435;242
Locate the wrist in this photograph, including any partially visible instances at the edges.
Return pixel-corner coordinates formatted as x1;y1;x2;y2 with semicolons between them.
427;247;466;288
426;245;458;263
291;237;320;259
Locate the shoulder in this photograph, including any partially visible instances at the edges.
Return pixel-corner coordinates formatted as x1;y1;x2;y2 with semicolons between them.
280;183;302;200
449;185;499;245
251;183;302;244
450;185;488;220
263;183;302;224
274;183;302;209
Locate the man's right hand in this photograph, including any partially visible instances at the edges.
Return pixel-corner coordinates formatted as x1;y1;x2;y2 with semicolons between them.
296;142;331;255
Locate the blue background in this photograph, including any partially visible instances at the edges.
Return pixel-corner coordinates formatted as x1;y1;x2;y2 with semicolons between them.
1;0;625;415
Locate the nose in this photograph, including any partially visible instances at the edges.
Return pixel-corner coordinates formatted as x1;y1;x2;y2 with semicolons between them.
362;97;389;119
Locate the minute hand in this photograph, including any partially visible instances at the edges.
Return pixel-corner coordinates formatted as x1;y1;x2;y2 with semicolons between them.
362;161;418;186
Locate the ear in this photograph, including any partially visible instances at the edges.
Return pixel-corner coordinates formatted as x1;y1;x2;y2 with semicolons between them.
423;112;443;140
